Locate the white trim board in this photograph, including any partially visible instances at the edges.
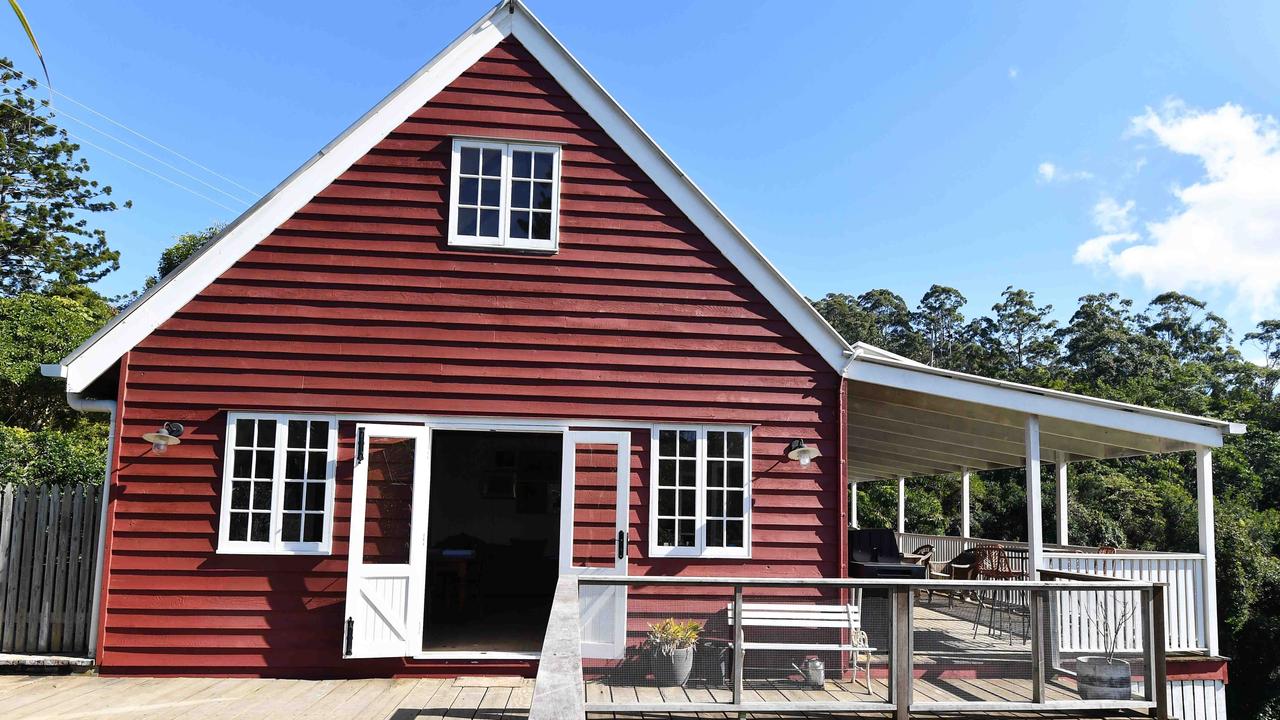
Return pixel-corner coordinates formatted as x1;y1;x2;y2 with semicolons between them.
48;0;851;393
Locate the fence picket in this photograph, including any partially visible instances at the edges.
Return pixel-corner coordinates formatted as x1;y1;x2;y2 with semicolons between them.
0;484;104;657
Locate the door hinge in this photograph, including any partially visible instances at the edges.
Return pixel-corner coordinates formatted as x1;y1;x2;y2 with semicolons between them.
344;617;354;656
617;530;626;560
356;428;365;464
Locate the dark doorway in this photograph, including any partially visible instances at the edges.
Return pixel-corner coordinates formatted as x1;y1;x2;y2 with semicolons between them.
423;430;562;653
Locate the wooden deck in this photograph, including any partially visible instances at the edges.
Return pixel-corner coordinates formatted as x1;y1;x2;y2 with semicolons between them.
0;600;1148;719
0;673;1150;719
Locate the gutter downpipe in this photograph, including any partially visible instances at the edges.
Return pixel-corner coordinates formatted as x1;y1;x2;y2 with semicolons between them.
64;390;116;660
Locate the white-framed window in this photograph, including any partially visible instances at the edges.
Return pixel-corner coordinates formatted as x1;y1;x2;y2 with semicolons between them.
447;138;561;252
649;425;751;558
217;412;338;555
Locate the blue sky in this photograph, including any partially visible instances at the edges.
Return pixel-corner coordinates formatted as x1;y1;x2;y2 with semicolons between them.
7;1;1280;354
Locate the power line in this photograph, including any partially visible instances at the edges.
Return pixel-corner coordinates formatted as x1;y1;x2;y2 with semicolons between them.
49;103;257;205
0;57;261;198
5;101;243;214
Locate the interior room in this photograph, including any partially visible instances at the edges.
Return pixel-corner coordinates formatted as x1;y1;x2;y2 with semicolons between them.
422;430;562;653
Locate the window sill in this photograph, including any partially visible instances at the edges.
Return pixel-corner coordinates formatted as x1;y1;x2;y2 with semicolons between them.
446;237;559;254
216;542;332;556
648;546;751;560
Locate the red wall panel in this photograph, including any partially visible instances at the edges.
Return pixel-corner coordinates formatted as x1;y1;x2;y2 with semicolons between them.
103;38;842;678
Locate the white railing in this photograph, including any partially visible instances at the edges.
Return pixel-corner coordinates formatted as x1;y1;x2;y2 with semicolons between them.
1044;552;1207;654
897;532;1209;654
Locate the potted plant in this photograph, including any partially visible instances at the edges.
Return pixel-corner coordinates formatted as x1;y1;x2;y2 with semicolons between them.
1077;596;1137;700
646;618;702;687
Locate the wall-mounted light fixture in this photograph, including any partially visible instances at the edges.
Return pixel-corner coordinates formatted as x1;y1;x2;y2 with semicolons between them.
142;422;184;454
784;438;821;466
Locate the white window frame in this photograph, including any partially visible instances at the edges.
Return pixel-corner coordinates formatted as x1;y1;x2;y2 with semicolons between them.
217;411;339;556
447;137;562;252
648;425;752;559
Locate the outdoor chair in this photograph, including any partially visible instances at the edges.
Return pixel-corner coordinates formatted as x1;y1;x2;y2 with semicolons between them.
970;545;1029;643
909;545;935;600
927;547;977;606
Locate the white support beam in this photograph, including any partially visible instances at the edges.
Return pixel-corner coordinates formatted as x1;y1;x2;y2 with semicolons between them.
1025;416;1043;580
897;476;906;534
850;481;859;529
1196;447;1220;656
1055;453;1068;546
961;469;971;538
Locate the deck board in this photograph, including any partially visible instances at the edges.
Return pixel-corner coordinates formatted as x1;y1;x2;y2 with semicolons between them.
0;596;1149;718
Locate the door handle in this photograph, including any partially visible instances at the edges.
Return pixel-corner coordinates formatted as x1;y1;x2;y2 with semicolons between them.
617;530;626;560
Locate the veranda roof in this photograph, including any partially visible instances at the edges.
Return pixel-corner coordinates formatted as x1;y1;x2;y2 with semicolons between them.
841;342;1245;483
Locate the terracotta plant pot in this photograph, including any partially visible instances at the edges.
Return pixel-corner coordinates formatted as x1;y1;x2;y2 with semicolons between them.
1076;656;1132;700
652;646;695;687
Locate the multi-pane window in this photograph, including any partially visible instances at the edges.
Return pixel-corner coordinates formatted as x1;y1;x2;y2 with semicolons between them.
282;419;330;543
448;139;561;251
228;418;276;543
219;413;336;554
651;426;751;558
705;430;746;549
455;145;503;240
655;429;698;548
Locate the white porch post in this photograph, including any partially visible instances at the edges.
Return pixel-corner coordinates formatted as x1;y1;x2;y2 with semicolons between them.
897;476;906;534
1055;452;1068;546
961;469;971;538
1196;447;1220;656
1024;415;1043;580
850;481;859;529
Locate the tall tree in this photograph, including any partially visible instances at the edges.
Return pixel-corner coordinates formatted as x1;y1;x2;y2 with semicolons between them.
0;60;127;297
1245;320;1280;398
990;286;1058;377
913;285;967;367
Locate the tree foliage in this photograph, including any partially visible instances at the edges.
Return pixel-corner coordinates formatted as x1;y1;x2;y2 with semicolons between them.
813;285;1280;718
143;223;223;290
1;61;129;296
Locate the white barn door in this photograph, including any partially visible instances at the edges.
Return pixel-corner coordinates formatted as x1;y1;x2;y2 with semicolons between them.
344;424;430;658
560;431;630;659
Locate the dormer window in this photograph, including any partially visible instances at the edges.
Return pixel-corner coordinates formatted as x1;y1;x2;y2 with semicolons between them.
448;138;561;252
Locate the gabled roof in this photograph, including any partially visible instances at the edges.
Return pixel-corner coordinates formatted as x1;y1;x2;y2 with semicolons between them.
47;0;853;393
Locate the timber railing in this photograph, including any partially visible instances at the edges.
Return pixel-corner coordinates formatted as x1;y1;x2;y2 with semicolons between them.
0;484;103;657
528;573;585;720
899;530;1209;653
556;575;1168;720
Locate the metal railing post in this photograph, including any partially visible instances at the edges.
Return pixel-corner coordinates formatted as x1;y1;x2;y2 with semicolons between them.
1151;585;1169;720
732;583;744;709
1030;588;1045;703
892;587;913;720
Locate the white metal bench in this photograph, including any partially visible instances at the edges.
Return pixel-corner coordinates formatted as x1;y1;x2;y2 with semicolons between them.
726;597;875;692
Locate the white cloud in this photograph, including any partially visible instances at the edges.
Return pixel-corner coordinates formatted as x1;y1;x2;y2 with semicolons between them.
1074;232;1138;265
1038;161;1093;183
1092;197;1135;233
1074;101;1280;318
1008;67;1019;79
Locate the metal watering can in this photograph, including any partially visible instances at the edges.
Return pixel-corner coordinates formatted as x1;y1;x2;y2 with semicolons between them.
792;656;824;689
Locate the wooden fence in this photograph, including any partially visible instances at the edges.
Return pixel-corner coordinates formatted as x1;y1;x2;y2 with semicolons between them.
0;484;103;656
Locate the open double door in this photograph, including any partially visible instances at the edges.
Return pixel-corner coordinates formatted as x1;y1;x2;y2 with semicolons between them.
343;425;630;659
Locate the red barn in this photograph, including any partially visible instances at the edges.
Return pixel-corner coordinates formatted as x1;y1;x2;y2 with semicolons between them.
46;4;1236;715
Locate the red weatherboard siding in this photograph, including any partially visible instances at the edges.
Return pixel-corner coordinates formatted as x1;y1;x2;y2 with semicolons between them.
103;38;842;677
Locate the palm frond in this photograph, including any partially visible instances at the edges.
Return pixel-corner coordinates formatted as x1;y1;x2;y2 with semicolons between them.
8;0;49;87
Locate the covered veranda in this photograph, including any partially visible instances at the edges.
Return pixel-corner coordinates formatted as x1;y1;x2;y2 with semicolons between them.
843;342;1243;657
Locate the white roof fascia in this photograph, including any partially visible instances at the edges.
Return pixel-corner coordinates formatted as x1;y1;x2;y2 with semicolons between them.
53;0;851;392
845;353;1243;448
